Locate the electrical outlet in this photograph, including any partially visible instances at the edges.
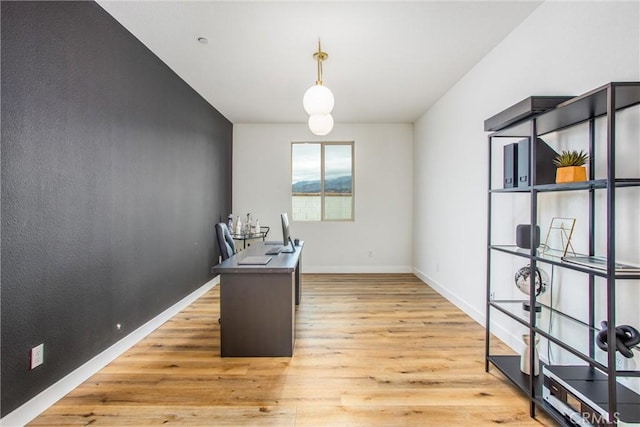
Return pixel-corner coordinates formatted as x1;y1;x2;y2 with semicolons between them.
490;292;496;300
30;343;44;369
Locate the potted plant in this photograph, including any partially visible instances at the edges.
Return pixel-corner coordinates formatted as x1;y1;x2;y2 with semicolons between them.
553;150;589;183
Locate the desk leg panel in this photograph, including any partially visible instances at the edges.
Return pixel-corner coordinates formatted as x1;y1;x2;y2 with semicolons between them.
220;272;294;357
295;253;302;305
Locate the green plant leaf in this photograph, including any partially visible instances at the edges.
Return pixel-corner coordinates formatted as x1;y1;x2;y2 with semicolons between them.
553;150;589;167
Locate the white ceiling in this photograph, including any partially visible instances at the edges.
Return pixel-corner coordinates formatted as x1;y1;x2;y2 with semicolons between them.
97;1;541;124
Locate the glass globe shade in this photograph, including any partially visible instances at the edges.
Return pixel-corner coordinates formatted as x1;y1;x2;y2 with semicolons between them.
303;85;334;115
308;114;334;136
514;264;549;296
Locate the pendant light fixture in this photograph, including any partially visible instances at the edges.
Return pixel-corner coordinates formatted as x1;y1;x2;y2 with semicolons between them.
303;40;334;135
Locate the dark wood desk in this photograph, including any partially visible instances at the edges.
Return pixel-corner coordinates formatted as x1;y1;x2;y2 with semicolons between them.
211;241;303;357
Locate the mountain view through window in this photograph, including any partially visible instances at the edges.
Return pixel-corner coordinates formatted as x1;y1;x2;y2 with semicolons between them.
292;142;353;221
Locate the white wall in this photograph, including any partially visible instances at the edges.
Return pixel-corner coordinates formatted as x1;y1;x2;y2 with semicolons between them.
413;0;640;369
233;123;413;273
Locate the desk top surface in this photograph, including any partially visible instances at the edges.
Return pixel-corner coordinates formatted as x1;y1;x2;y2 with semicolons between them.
211;241;303;275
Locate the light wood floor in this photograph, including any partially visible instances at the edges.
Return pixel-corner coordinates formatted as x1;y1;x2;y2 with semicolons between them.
31;274;553;426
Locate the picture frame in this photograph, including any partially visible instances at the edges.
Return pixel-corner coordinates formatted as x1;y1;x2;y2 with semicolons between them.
541;217;576;258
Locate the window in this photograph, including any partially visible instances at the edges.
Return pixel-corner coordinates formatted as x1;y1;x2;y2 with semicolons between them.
292;141;354;221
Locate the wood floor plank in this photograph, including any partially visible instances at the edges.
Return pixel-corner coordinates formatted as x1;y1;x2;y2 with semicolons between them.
30;273;553;426
33;406;296;426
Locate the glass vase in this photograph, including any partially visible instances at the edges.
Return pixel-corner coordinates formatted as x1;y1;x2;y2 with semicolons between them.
520;333;540;376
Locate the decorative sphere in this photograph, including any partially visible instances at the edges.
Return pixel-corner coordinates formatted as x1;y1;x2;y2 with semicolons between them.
514;265;549;296
303;84;334;115
308;114;334;136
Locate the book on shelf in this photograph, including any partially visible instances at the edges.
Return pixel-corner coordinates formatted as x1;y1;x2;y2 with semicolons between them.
561;255;640;272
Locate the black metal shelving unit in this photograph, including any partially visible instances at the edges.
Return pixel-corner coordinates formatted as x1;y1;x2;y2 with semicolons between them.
485;82;640;425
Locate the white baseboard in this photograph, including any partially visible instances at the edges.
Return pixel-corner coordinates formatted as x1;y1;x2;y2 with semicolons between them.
304;265;412;274
0;277;219;427
412;267;523;356
413;267;485;325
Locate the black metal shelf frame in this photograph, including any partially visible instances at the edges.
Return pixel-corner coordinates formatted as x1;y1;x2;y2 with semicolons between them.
489;245;640;279
487;355;640;424
490;301;640;379
490;178;640;193
485;82;640;425
489;301;609;375
489;82;640;139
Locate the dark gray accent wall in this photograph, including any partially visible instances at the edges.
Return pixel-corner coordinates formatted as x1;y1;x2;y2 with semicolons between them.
1;1;232;415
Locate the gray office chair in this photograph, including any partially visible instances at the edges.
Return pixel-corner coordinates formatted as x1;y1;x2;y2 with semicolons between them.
215;223;236;261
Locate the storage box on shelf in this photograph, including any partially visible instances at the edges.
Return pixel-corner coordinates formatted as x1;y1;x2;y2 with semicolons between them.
485;82;640;426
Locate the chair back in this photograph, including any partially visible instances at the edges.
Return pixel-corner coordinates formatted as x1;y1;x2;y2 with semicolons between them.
215;223;236;260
